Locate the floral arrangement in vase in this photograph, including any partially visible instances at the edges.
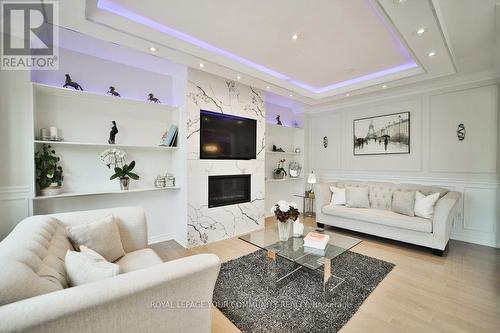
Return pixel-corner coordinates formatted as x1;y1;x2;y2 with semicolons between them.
271;200;300;241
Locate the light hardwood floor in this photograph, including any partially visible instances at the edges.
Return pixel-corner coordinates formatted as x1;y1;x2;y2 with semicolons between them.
151;216;500;333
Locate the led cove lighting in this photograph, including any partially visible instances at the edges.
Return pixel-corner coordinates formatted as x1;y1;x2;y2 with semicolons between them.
97;0;419;94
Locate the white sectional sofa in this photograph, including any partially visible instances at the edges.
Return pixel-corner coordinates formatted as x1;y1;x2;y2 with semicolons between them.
315;181;461;255
0;207;221;333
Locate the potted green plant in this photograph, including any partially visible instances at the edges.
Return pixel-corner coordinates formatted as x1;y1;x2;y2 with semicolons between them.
273;159;287;179
35;144;64;196
110;160;139;190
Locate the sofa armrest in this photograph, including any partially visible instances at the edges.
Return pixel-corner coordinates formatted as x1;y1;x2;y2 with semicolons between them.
0;254;221;333
432;191;461;250
314;183;331;221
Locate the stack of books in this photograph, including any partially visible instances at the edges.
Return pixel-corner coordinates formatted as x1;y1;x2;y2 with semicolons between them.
160;125;178;147
303;232;330;256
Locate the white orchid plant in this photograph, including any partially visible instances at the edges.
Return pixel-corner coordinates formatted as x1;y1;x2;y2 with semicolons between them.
271;200;300;223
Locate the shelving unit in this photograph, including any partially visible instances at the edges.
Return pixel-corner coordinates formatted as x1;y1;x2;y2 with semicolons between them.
33;186;180;200
34;140;178;151
31;80;180;202
265;122;306;216
33;83;178;111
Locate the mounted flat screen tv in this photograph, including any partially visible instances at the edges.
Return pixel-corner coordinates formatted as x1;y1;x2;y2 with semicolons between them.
200;110;257;160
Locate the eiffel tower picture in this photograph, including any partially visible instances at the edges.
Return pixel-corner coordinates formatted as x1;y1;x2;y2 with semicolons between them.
353;112;410;156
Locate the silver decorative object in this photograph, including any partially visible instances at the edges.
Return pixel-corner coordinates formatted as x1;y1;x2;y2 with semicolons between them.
289;162;302;178
165;173;175;187
154;175;166;188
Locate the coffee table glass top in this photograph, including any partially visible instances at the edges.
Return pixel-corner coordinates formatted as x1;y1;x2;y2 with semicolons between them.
239;226;361;270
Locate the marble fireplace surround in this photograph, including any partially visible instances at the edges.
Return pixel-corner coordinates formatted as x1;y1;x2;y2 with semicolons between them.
187;69;265;247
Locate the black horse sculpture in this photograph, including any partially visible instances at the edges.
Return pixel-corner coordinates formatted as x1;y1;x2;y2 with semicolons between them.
107;86;120;97
147;93;161;103
63;74;83;91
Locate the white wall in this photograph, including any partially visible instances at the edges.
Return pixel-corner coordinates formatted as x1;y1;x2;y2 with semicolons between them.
0;39;33;239
308;78;499;248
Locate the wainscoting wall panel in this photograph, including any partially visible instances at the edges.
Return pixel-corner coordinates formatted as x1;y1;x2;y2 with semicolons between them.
308;79;499;248
0;186;31;240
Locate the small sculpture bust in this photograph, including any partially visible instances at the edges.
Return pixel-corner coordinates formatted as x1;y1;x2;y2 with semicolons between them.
108;121;118;144
276;114;282;125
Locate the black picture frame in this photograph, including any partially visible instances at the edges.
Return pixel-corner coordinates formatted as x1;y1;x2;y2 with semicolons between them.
353;111;410;156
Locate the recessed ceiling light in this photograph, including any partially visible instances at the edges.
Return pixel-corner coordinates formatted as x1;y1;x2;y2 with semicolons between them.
149;46;157;53
428;51;436;57
199;63;204;68
394;0;407;3
382;85;388;89
236;75;241;80
266;86;271;89
416;27;426;35
345;93;350;97
288;94;293;97
292;34;298;40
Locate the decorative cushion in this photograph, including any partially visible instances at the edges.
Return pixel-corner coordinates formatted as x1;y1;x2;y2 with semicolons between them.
65;246;119;287
329;186;346;206
67;215;125;262
346;187;370;208
415;191;440;219
391;191;416;217
115;248;163;273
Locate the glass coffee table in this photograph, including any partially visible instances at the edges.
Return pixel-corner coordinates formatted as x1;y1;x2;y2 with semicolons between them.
239;226;361;288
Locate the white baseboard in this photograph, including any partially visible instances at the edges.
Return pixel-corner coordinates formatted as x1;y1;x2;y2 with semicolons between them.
148;233;175;245
451;232;498;248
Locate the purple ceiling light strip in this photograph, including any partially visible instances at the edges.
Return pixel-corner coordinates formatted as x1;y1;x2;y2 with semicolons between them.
97;0;417;94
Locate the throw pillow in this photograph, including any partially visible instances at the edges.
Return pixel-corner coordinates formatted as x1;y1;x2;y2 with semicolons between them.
391;191;416;216
65;246;119;287
67;215;125;262
415;191;440;219
346;187;370;208
329;186;346;206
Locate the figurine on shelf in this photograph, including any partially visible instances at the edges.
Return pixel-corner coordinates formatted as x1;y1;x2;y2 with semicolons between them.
272;144;285;152
276;114;282;126
147;93;161;103
107;86;121;97
108;121;118;144
63;74;84;91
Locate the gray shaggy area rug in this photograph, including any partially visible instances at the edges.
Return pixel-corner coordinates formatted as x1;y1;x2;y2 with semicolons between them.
213;249;394;333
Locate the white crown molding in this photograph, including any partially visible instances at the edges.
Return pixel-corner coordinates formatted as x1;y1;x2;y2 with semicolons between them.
306;69;500;114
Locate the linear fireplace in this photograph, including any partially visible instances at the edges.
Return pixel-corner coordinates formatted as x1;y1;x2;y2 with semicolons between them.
208;175;251;208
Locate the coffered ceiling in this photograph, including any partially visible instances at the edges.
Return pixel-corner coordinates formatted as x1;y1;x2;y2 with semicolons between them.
55;0;498;105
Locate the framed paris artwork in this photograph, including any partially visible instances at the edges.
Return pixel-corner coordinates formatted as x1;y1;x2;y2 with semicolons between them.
353;112;410;156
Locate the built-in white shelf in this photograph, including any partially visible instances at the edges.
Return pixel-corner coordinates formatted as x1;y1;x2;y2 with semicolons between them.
33;186;180;200
34;140;178;151
33;83;178;111
265;177;304;183
266;123;303;130
265;151;303;156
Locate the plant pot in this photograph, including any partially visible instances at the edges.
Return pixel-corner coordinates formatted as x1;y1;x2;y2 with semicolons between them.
40;183;62;196
278;220;291;241
119;177;130;190
273;171;285;180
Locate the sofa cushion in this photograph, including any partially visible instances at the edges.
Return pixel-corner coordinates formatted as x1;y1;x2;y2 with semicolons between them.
391;191;416;216
115;248;163;273
0;216;73;305
67;215;126;262
346;187;370;208
65;246;119;287
322;205;432;233
415;191;440;219
330;186;346;205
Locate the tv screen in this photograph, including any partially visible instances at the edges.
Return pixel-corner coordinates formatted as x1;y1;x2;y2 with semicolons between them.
200;110;257;160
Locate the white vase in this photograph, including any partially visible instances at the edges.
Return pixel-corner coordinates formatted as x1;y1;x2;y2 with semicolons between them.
40;183;62;196
278;220;291;241
293;218;304;237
